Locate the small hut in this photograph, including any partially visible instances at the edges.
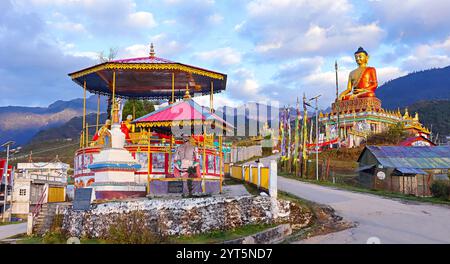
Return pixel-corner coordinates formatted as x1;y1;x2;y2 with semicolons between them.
357;146;450;196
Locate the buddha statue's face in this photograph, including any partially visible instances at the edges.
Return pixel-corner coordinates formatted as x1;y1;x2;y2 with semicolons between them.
355;52;369;66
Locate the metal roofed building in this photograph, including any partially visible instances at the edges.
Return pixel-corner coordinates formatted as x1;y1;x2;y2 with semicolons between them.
357;146;450;196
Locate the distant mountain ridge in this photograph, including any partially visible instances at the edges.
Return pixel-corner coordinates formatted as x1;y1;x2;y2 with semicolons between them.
377;66;450;108
30;113;108;144
0;95;107;146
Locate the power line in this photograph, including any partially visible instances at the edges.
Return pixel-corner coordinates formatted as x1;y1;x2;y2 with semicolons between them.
10;142;80;161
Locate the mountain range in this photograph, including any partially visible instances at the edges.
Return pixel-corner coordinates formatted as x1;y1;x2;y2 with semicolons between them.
377;66;450;109
0;95;107;146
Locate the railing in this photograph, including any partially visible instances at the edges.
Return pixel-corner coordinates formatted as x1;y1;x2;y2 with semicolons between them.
32;185;48;219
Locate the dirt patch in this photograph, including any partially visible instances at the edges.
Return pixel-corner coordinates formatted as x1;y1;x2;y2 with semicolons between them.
283;202;354;243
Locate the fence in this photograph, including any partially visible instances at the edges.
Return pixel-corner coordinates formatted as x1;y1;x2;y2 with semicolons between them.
224;145;263;163
224;160;277;197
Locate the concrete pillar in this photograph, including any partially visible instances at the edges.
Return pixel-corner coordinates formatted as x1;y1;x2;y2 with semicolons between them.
249;164;254;183
269;160;277;198
27;213;33;235
257;162;263;188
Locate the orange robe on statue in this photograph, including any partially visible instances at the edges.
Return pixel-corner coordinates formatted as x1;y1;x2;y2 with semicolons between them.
341;67;378;100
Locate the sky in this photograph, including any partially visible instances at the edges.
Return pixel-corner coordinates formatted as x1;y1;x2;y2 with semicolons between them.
1;0;450;109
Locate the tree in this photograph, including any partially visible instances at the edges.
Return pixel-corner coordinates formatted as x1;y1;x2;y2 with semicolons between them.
122;99;156;120
98;47;119;120
366;122;408;145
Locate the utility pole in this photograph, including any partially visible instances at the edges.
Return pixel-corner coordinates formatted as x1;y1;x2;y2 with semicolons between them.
315;97;319;181
308;95;321;182
2;141;14;222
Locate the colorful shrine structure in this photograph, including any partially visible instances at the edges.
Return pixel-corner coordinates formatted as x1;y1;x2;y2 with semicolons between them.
320;47;430;148
69;44;232;200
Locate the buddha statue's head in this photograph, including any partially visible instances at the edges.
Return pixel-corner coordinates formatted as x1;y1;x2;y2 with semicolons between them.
126;114;133;122
354;47;369;67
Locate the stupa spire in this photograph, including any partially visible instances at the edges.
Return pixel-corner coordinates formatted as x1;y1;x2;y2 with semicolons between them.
150;43;156;57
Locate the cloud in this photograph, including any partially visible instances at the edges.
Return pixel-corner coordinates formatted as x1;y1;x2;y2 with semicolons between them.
0;0;95;106
226;68;267;102
400;39;450;72
117;33;188;60
208;13;224;24
275;57;324;83
161;0;218;35
193;94;242;108
127;11;157;28
241;0;385;61
366;0;450;42
17;0;157;37
193;47;242;67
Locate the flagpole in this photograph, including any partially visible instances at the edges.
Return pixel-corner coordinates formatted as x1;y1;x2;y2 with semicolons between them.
335;61;341;148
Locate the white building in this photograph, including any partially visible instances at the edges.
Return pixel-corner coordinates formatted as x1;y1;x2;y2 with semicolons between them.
12;162;69;216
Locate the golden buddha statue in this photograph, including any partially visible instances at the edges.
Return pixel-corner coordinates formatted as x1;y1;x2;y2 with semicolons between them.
120;114;135;143
339;47;378;101
91;119;111;147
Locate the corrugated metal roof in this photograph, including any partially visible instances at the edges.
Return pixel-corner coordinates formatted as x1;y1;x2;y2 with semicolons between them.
395;167;427;175
356;164;376;172
364;146;450;169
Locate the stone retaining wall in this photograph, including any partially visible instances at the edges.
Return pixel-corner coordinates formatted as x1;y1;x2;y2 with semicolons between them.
62;196;293;238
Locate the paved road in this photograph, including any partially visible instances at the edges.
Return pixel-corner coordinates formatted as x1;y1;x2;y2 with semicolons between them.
0;223;27;240
247;155;450;243
279;177;450;244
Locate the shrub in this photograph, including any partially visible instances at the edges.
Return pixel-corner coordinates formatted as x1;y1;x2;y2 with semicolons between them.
42;231;68;244
430;181;450;200
106;211;166;244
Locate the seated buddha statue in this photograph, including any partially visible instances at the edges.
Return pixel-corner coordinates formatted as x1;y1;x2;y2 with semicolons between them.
120;114;135;143
339;47;378;101
91;119;111;147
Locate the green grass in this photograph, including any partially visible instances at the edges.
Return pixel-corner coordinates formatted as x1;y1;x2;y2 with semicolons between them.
168;223;276;244
14;234;108;244
279;172;450;206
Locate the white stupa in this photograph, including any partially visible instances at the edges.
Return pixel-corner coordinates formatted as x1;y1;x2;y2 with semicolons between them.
89;101;146;200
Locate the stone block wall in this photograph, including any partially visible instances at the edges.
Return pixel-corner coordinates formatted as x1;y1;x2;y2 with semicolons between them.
62;196;292;238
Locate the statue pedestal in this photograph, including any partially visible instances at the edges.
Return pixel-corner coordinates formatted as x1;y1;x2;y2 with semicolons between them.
89;124;146;200
332;97;381;114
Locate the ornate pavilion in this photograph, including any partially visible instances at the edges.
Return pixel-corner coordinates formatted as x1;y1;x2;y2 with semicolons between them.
69;44;232;199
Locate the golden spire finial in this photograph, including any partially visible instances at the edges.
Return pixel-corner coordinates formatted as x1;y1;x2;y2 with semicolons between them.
183;84;191;100
150;43;155;57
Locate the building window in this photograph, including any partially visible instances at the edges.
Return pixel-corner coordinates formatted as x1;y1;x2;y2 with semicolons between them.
19;189;27;196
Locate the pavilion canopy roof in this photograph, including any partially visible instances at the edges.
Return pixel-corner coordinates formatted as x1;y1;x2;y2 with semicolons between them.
68;45;227;100
133;98;234;134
